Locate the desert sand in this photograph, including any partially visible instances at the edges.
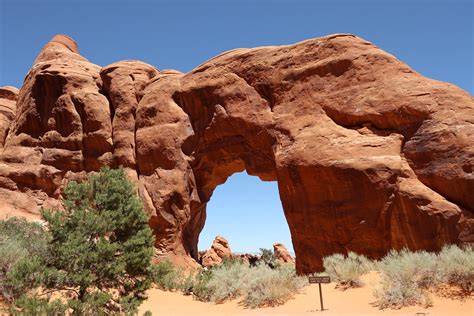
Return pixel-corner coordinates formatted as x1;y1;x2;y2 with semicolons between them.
139;272;473;316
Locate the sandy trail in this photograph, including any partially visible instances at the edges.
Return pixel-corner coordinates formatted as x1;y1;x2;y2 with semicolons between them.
139;272;473;316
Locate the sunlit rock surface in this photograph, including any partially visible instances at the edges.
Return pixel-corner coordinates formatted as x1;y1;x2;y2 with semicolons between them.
1;34;473;273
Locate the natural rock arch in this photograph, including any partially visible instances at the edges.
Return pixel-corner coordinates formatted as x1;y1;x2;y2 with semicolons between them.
0;34;472;273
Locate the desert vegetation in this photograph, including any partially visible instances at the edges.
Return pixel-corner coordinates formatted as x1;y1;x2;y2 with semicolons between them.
322;246;474;309
151;251;307;308
151;245;473;310
0;167;155;315
323;251;374;289
0;167;472;314
373;246;473;308
0;168;307;314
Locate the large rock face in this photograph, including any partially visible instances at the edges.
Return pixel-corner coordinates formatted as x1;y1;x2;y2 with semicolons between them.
0;34;473;273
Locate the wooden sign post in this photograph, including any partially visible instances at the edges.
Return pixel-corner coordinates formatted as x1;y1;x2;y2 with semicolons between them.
308;275;331;311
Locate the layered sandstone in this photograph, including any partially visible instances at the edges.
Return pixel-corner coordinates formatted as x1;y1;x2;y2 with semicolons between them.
0;34;472;273
201;236;232;267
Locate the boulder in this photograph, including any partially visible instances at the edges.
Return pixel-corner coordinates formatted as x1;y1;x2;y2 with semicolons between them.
273;243;295;264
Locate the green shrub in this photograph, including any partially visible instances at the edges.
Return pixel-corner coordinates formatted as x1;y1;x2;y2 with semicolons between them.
0;218;51;301
9;296;67;316
151;260;185;291
258;248;280;269
66;291;114;315
323;252;373;289
2;256;45;301
0;239;28;278
191;268;213;301
180;274;195;295
0;217;49;259
7;167;155;315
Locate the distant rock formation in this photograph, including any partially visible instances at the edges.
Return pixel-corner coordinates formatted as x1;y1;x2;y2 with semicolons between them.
0;34;473;273
201;236;232;267
233;253;260;266
273;243;295;264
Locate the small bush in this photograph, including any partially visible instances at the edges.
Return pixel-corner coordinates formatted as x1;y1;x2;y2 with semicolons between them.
0;218;50;301
0;239;28;278
436;245;474;292
374;273;432;309
243;263;307;308
258;248;280;269
0;217;49;259
205;260;250;303
180;274;195;295
151;260;185;291
374;249;440;308
192;268;213;301
374;250;434;308
323;252;373;289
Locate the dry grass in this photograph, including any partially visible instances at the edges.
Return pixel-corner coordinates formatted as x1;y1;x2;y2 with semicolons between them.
323;252;373;290
373;245;473;309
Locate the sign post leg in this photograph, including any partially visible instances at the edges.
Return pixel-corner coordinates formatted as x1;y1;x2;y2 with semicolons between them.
319;282;324;311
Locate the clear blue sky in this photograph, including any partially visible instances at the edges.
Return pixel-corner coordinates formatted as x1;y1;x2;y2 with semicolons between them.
1;0;472;253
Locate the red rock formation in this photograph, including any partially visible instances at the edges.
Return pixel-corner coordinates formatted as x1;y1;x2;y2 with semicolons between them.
0;87;17;148
201;236;232;267
0;34;473;273
273;243;295;264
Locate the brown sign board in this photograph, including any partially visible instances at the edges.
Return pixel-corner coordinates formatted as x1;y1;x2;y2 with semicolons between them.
308;276;331;284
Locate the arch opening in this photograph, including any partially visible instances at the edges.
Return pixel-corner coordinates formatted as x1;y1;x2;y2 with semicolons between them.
197;171;293;256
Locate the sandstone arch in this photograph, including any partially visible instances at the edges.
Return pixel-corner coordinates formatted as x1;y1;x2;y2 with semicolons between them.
0;34;472;273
